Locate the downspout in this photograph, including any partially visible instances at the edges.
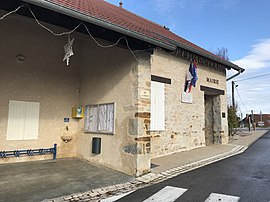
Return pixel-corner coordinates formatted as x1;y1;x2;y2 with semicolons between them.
22;0;176;51
226;69;244;81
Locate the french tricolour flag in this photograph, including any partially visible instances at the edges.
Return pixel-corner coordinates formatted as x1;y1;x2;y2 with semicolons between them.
184;60;198;93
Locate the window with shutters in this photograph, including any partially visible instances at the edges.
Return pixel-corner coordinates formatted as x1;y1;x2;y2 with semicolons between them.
151;81;165;131
6;100;40;140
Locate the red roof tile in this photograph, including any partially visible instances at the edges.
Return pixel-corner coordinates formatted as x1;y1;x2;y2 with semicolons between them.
37;0;243;70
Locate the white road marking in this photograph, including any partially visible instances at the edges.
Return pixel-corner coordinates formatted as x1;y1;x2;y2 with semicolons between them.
100;187;241;202
142;186;187;202
100;191;134;202
204;193;240;202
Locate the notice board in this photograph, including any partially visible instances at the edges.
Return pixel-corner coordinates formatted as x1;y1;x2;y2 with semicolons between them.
84;102;115;134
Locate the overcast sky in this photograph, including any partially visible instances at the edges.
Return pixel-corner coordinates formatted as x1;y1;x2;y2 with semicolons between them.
106;0;270;117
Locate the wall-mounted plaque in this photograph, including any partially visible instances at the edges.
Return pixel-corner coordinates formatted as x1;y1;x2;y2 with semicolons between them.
181;92;193;104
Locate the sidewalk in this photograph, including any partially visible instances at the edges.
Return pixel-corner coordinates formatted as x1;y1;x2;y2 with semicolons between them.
0;158;133;202
46;129;268;201
150;129;267;174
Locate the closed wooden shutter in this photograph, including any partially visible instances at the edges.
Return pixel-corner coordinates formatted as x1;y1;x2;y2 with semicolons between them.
151;81;165;131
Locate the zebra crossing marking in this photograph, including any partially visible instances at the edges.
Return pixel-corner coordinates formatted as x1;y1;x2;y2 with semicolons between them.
100;186;242;202
100;191;134;202
204;193;240;202
142;186;187;202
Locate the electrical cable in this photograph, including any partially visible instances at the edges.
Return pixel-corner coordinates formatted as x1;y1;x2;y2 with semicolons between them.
235;87;249;112
235;72;270;82
0;5;24;20
0;4;155;62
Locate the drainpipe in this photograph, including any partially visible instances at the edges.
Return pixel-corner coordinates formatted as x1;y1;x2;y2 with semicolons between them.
22;0;176;51
227;69;243;110
226;69;244;81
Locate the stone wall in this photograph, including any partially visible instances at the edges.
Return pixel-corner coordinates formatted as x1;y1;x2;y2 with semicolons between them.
133;53;152;176
150;49;228;158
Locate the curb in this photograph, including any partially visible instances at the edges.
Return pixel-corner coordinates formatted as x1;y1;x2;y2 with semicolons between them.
135;145;248;185
43;180;146;202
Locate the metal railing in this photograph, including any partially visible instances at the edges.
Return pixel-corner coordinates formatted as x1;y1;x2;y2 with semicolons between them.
0;144;57;160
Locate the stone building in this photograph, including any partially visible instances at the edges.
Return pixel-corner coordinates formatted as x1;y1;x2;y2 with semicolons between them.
0;0;244;176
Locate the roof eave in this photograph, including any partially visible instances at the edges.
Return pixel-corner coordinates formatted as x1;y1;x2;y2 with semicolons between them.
22;0;245;72
22;0;176;51
161;37;245;72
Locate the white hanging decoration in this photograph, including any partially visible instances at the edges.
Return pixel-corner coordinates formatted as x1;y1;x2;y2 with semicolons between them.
63;35;74;66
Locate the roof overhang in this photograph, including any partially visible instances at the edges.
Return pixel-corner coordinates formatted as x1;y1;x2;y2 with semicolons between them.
22;0;244;72
22;0;176;51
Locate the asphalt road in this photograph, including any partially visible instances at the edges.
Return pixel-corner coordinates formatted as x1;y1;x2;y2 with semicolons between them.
117;130;270;202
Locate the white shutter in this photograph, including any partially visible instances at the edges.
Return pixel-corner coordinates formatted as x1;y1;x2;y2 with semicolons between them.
7;100;40;140
151;81;165;131
7;101;25;140
24;102;40;140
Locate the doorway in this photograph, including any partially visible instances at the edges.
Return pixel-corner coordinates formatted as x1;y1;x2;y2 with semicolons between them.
201;85;224;146
204;93;222;145
204;94;214;146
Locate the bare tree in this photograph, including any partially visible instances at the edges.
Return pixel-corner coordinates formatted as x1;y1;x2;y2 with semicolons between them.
215;47;229;61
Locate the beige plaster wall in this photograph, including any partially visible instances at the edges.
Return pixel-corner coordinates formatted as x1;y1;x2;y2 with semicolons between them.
0;13;80;163
0;11;148;176
76;37;143;175
150;49;228;158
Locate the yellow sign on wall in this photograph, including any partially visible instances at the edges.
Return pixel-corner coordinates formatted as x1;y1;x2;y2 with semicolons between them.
72;107;84;118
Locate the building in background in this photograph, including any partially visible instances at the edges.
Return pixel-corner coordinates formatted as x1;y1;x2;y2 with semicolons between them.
242;114;270;128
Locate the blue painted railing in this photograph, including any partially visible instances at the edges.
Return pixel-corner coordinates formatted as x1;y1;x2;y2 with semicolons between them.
0;143;57;160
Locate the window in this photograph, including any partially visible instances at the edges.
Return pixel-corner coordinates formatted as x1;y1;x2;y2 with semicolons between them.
151;81;165;131
84;103;115;134
7;100;40;140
